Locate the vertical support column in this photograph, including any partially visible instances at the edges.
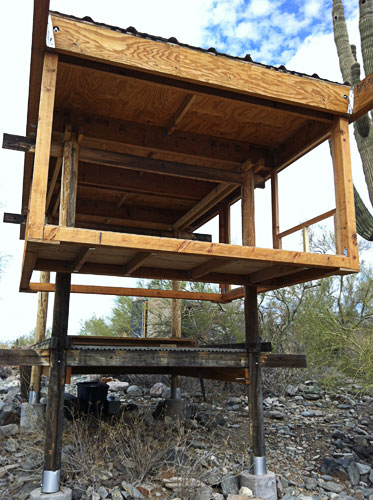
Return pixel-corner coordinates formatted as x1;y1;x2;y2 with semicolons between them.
242;169;265;474
29;271;50;403
42;273;71;494
59;133;79;227
171;280;181;399
219;203;231;294
330;116;358;265
244;285;266;475
27;52;58;239
242;169;256;246
271;171;282;249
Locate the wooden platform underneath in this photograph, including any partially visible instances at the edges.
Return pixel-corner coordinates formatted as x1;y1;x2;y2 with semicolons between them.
0;336;306;384
22;224;356;294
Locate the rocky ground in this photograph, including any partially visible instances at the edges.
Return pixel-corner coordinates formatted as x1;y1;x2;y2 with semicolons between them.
0;367;372;500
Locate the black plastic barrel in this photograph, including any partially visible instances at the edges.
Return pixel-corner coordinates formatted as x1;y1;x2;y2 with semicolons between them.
77;381;109;415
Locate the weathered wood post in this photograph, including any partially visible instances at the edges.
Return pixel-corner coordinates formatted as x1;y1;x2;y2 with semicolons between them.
42;272;71;493
241;167;266;475
42;123;78;493
29;270;50;403
171;280;181;399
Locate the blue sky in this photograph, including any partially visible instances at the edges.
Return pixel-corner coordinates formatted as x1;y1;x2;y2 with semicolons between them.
200;0;358;65
0;0;369;342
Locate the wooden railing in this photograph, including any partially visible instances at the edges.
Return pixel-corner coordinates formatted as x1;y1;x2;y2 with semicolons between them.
276;208;336;252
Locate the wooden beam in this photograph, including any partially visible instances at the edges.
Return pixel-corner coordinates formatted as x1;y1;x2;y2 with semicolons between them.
52;109;271;166
275;121;330;172
171;281;182;337
59;134;79;227
0;349;49;367
46;156;63;212
167;95;196;135
244;285;265;459
3;213;27;224
277;209;336;239
28;282;224;302
51;14;349;115
221;286;244;303
241;169;255;246
190;257;234;279
124;251;153;276
173;183;236;231
271;171;282;249
30;271;50;396
44;272;71;475
219;203;231;294
35;259;249;286
20;249;38;291
73;247;95;272
249;265;305;284
41;225;355;270
350;74;373;122
78;146;242;184
330;116;359;267
27;52;58;239
21;0;51;239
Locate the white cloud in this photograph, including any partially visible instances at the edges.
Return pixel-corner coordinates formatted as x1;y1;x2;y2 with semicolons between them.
235;21;260;40
247;0;272;17
305;0;322;19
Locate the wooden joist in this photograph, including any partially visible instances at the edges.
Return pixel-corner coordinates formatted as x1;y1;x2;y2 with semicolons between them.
3;134;243;185
124;251;154;276
28;282;224;302
73;247;95;272
173;183;237;231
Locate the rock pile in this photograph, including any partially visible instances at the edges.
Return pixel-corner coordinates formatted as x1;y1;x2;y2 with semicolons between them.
0;371;372;500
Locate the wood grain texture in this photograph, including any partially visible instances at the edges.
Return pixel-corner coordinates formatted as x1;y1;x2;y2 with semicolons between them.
271;172;281;249
52;14;349;114
241;169;255;246
27;52;58;239
0;349;49;367
59;136;79;226
44;273;71;472
21;1;50;239
330;117;359;268
30;271;50;393
41;225;355;270
351;74;373;121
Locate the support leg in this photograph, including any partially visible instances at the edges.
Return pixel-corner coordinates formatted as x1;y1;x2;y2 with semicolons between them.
42;273;71;494
29;271;50;403
244;285;266;475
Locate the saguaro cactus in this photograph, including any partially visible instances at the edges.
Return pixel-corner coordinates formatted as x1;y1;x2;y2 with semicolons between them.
333;0;373;240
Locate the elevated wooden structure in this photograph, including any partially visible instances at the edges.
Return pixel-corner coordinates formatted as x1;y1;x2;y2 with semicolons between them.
4;9;369;296
3;1;371;493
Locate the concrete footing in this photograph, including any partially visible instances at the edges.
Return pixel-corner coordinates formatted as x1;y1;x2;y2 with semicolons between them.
20;402;46;433
164;398;185;418
29;487;72;500
240;470;277;500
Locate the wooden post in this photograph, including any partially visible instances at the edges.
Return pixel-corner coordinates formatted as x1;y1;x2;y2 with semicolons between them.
27;52;58;239
42;273;71;493
330;116;358;265
29;271;50;403
219;203;231;294
271;171;282;249
302;226;310;253
171;280;181;398
242;168;265;473
244;284;266;473
59;133;79;227
242;169;255;246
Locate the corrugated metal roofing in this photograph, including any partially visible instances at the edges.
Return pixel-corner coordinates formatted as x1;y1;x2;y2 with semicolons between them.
51;10;346;86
